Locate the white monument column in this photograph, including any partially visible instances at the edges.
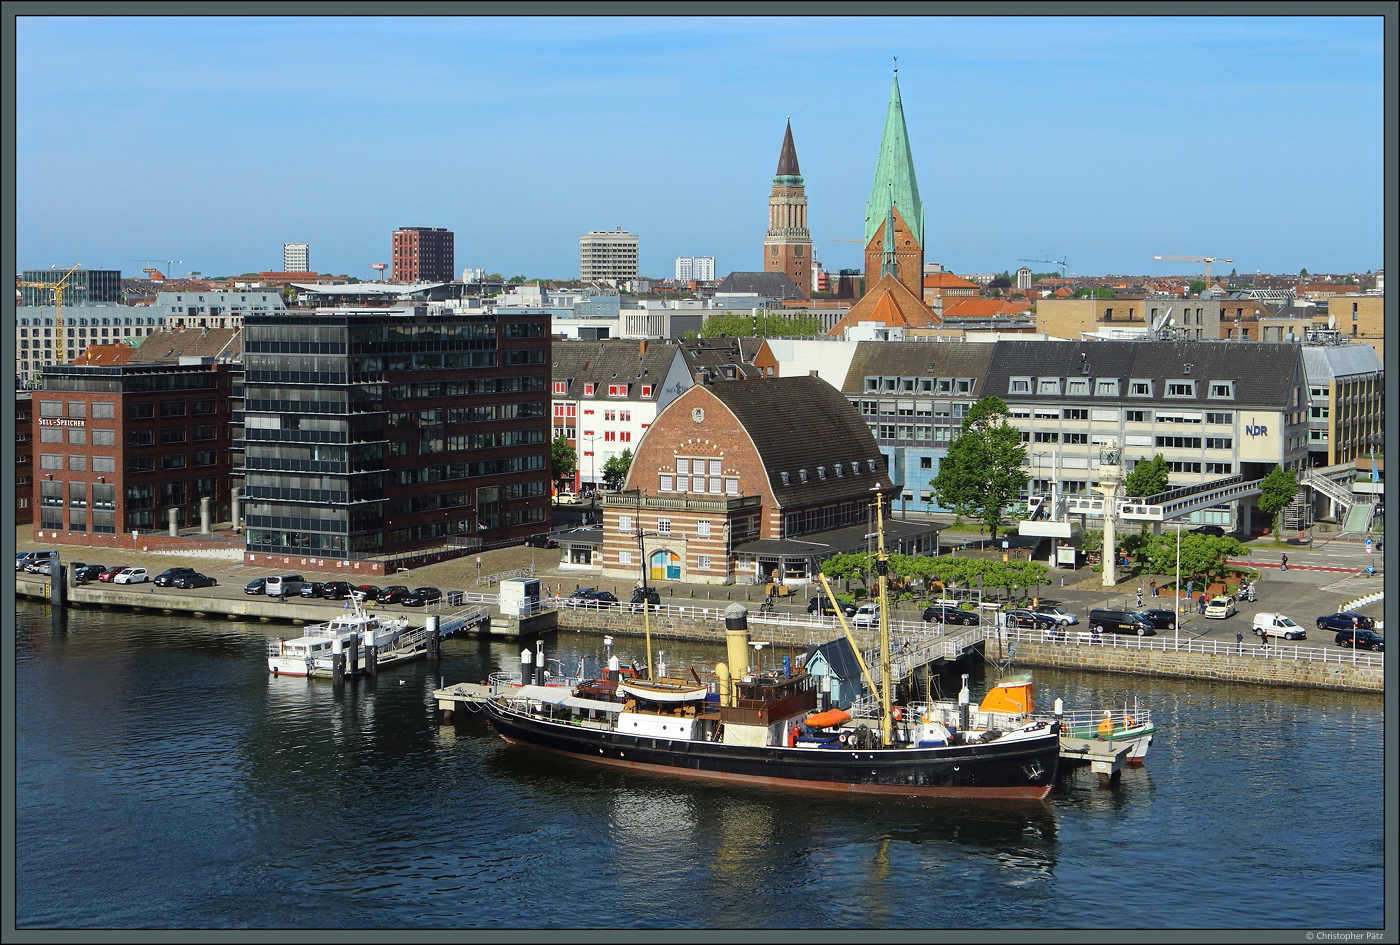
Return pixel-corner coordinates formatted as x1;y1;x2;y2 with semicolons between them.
1096;441;1122;588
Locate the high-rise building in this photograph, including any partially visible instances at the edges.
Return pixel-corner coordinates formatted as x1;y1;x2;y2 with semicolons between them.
674;256;716;282
283;242;309;272
579;229;638;282
239;306;550;562
864;69;924;299
762;120;811;298
391;227;455;283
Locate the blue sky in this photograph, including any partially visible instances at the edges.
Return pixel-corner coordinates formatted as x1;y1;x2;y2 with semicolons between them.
15;14;1385;282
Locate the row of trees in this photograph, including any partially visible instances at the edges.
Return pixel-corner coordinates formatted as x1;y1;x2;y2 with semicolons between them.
695;311;825;338
820;551;1050;601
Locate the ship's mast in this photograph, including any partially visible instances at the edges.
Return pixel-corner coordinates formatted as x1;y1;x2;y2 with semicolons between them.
873;487;893;747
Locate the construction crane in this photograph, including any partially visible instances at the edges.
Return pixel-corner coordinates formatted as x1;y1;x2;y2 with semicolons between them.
17;263;82;366
1018;257;1068;278
1153;254;1233;286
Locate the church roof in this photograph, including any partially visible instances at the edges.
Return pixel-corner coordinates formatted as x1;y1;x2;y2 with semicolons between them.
774;119;801;179
864;70;923;247
826;273;941;335
714;271;804;299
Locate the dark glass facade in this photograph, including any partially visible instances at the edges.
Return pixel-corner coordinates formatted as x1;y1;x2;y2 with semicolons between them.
20;269;123;305
238;310;550;559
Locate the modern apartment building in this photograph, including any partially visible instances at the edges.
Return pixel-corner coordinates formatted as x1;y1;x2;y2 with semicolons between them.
283;243;309;272
579;229;638;282
1301;342;1384;468
238;307;551;567
391;227;455;283
675;256;716;282
16;305;166;387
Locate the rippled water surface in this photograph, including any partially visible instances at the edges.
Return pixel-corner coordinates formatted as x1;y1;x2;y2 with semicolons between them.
13;602;1386;930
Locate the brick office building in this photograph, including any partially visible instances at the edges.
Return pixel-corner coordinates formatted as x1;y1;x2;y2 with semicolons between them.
16;393;34;525
601;374;938;587
391;226;455;283
31;360;237;549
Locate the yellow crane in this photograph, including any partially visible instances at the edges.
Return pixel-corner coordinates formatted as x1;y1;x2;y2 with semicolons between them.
18;263;82;366
1153;254;1233;286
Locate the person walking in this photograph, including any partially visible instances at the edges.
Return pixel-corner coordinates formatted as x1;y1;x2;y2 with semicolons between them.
1136;588;1144;608
1236;630;1244;653
1247;582;1256;602
1280;553;1288;572
1197;593;1206;614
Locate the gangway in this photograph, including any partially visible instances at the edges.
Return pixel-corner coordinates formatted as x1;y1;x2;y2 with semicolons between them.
1064;474;1266;523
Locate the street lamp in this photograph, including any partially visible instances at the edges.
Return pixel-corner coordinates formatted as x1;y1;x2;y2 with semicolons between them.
1174;519;1183;650
582;433;598;493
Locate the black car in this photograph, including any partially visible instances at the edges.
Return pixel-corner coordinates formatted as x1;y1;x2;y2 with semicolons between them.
524;534;559;548
172;572;218;589
153;567;199;587
321;581;356;600
1002;608;1057;630
808;596;858;617
73;563;107;583
299;581;326;599
1190;524;1226;537
1317;612;1375;632
379;585;411;605
629;588;661;612
1136;608;1177;631
244;578;267;595
565;588;619;609
400;586;442;607
1335;628;1384;651
922;604;979;626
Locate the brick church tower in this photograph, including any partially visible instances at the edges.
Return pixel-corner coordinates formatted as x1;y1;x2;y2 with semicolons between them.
763;119;811;298
864;69;924;299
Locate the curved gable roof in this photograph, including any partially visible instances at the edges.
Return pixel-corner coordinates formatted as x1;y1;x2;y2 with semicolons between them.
703;375;887;505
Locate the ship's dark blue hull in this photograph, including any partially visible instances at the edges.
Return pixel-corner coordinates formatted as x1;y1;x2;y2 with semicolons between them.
483;701;1059;799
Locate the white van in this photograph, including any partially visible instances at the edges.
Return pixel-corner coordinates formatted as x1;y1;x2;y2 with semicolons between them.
16;550;59;572
264;574;306;598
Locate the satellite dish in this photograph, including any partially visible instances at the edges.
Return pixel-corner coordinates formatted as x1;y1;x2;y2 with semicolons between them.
1328;314;1336;330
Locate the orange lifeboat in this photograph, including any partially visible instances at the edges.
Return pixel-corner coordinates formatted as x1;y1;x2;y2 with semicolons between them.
805;709;852;729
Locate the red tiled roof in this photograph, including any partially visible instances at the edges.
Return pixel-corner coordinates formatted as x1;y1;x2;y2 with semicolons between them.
922;272;978;289
941;298;1032;318
826;274;941;334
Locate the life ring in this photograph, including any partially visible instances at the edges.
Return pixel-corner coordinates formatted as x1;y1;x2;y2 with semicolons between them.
1124;716;1135;728
892;707;903;721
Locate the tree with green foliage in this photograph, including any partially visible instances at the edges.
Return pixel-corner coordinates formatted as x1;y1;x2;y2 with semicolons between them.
1299;268;1309;279
1138;532;1247;587
550;434;576;489
698;310;824;338
1122;453;1170;498
1256;465;1300;536
1189;280;1207;294
1071;287;1115;299
930;396;1028;543
602;448;633;491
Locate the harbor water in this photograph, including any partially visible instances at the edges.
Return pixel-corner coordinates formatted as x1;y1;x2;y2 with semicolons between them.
13;601;1385;930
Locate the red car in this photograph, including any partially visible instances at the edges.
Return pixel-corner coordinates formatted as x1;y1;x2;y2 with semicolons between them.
98;566;123;582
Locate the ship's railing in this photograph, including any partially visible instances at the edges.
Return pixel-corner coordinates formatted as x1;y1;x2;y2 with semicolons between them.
990;626;1384;668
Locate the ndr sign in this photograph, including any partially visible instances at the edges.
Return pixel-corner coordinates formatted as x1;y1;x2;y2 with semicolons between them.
1244;423;1268;436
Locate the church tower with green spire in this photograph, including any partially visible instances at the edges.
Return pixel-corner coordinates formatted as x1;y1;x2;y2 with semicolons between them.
863;68;924;299
763;118;811;298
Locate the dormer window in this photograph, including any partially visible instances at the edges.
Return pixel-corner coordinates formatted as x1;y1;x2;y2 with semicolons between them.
817;466;826;480
640;384;653;397
1129;379;1152;397
867;459;877;473
1166;381;1196;398
1037;378;1062;395
1010;377;1031;393
781;471;790;486
1095;379;1119;396
584;382;595;396
553;380;568;395
1209;381;1234;399
799;469;808;483
835;463;843;477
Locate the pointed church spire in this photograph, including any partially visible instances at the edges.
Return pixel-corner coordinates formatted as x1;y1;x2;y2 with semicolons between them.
774;117;802;180
864;68;923;247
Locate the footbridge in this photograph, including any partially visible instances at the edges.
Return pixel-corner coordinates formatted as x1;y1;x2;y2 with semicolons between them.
1062;474;1267;524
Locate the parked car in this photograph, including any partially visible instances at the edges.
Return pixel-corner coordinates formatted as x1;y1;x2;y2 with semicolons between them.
1203;596;1238;620
525;534;559;548
1335;628;1384;652
1190;524;1227;537
26;561;55;576
378;585;411;605
113;567;149;584
922;604;979;626
16;550;58;572
264;574;305;598
851;604;881;628
401;586;442;607
1253;612;1306;641
564;588;618;609
1003;608;1057;631
98;566;124;582
808;596;858;618
153;567;199;588
1136;608;1177;631
629;587;661;612
172;572;218;589
1033;605;1079;626
555;492;581;505
299;581;326;599
244;578;267;595
1089;608;1156;636
352;585;384;602
1317;612;1375;633
320;581;356;600
73;564;107;583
